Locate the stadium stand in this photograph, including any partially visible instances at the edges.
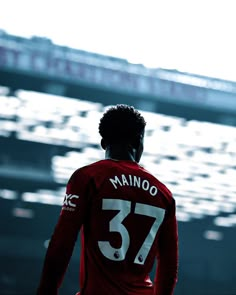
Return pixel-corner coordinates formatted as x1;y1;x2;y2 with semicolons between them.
0;32;236;295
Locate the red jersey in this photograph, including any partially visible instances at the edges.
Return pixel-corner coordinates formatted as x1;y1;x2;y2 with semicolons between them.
37;159;178;295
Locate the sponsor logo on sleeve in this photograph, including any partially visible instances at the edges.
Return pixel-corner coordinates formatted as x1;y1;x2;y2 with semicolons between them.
62;194;79;212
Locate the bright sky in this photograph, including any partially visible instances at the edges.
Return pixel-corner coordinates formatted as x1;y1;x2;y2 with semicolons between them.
0;0;236;81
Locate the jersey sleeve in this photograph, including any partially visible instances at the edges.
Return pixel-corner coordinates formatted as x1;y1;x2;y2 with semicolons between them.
37;168;92;295
154;197;179;295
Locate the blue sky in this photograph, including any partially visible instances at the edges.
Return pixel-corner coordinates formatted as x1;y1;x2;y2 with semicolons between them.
0;0;235;81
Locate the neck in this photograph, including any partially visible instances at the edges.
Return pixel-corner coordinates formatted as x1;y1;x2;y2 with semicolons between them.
105;144;136;162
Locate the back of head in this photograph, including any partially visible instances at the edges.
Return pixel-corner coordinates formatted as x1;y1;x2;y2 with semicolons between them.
99;104;146;148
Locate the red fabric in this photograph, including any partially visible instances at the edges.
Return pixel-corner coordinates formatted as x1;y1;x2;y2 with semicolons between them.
37;159;178;295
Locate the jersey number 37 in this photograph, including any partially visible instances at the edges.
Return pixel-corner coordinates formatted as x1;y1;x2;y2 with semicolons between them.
98;199;165;265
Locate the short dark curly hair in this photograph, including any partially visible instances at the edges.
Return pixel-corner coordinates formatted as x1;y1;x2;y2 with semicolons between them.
99;104;146;145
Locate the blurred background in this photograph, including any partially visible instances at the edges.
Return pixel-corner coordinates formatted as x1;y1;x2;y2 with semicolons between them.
0;1;236;295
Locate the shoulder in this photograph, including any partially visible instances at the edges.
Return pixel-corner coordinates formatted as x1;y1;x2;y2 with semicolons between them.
140;166;174;204
69;160;107;179
66;161;104;192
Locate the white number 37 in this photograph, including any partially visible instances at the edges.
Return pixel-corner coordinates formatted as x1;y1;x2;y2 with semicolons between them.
98;199;165;265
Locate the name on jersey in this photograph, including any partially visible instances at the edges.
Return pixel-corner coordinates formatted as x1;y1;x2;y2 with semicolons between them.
109;174;158;196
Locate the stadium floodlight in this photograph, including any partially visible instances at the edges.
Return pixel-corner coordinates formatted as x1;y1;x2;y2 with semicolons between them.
203;230;223;241
0;189;18;200
176;211;191;222
220;202;235;214
0;86;10;96
197;202;220;216
214;216;235;227
12;207;34;218
22;192;62;206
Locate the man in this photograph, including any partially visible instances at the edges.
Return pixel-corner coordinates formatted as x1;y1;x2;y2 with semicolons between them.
37;104;178;295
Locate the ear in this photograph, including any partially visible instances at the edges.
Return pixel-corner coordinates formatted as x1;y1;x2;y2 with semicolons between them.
101;138;107;150
132;134;144;152
132;136;141;150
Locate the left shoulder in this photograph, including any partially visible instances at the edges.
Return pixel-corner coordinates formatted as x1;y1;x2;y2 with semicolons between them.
140;166;173;202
